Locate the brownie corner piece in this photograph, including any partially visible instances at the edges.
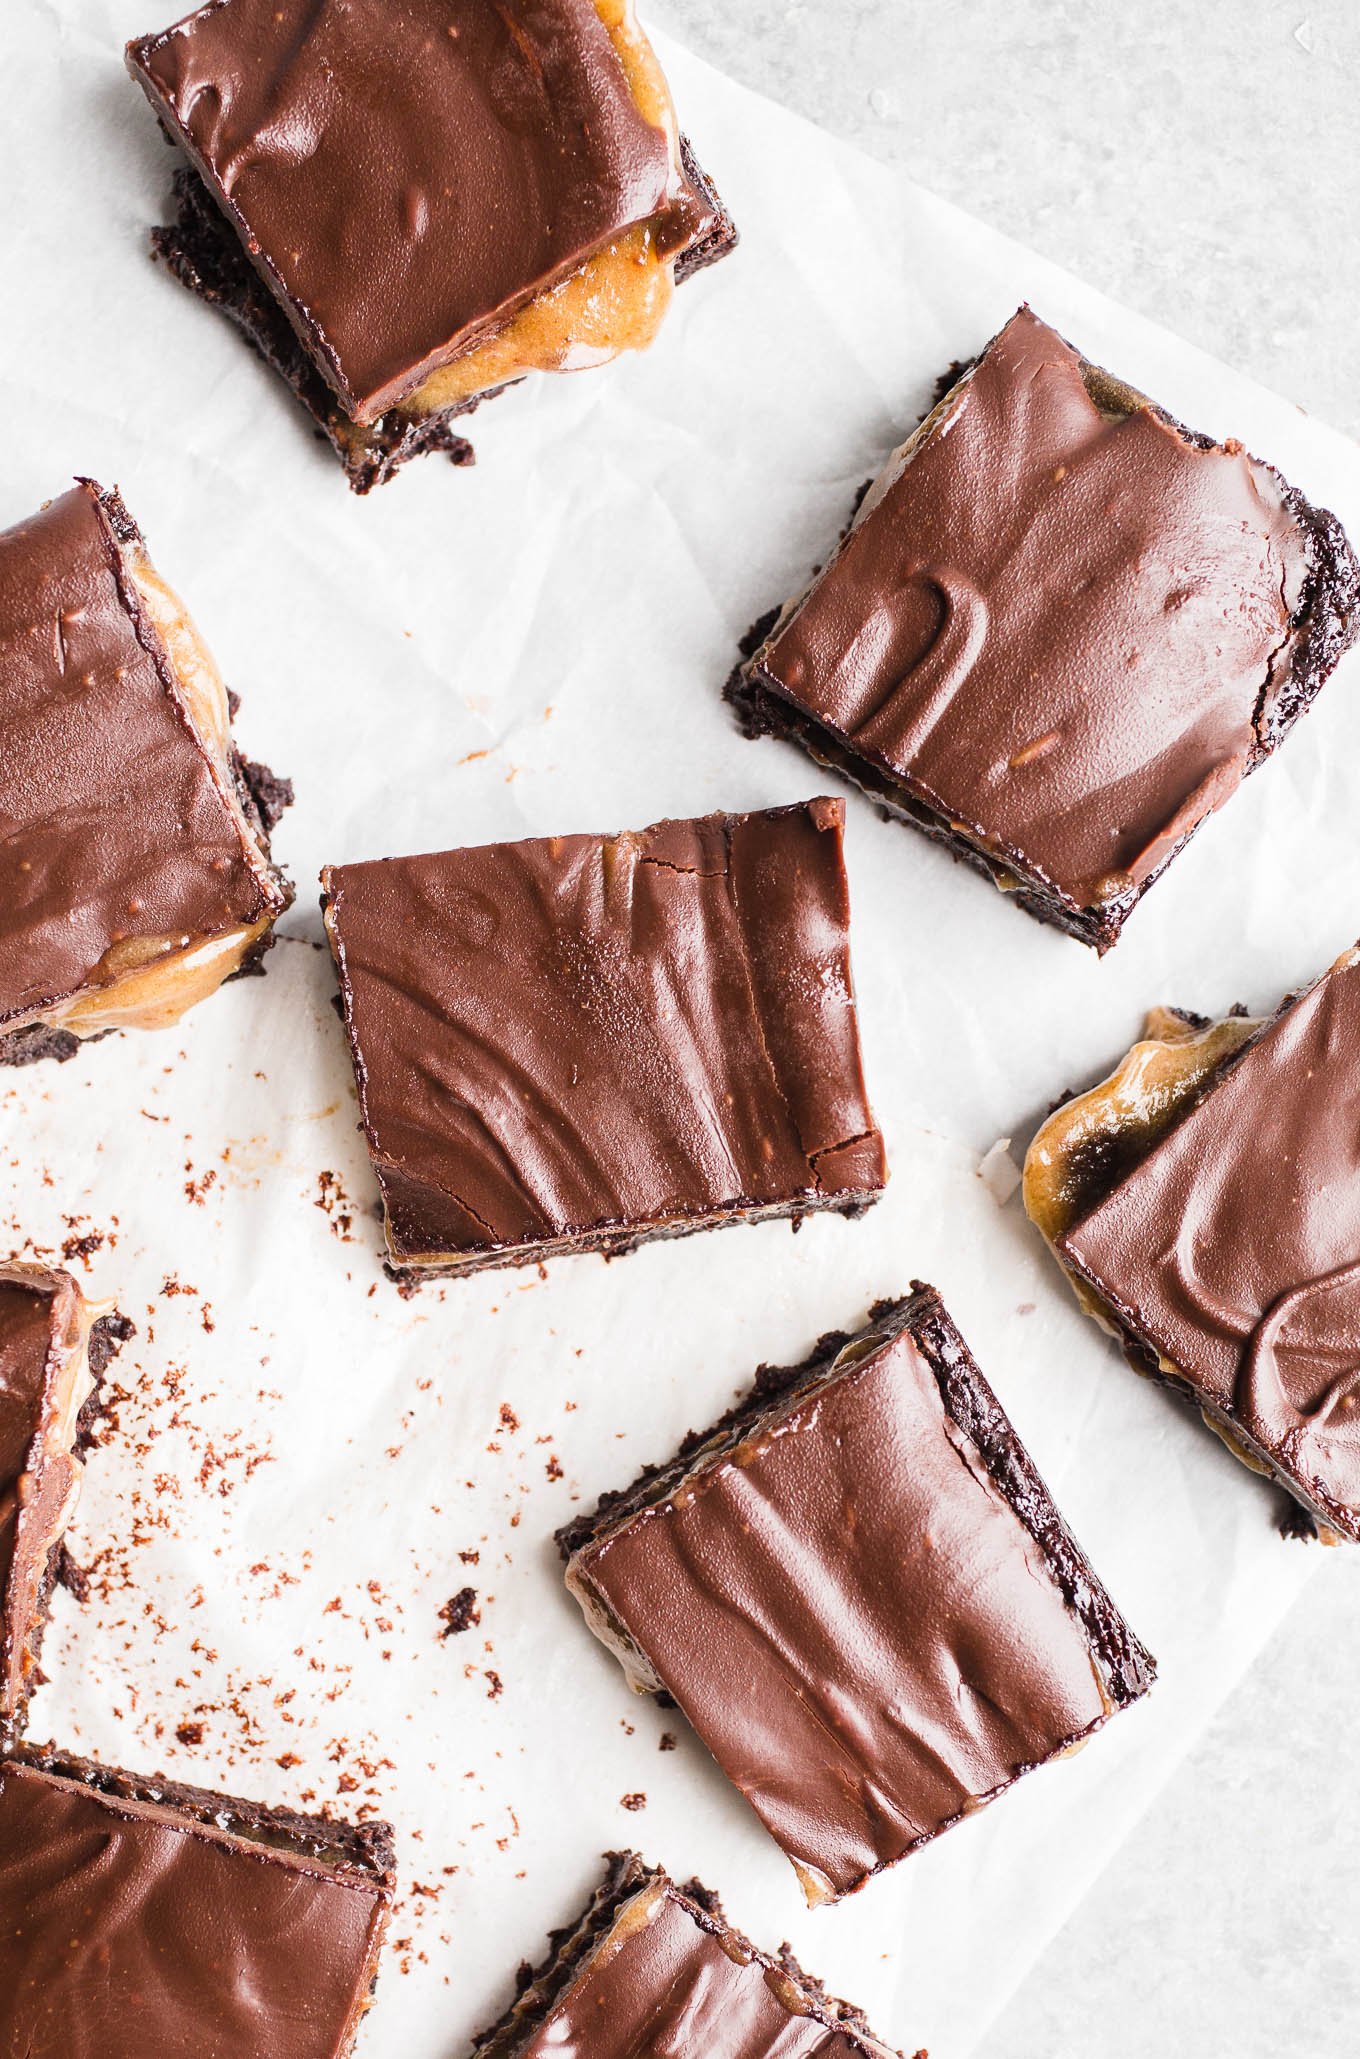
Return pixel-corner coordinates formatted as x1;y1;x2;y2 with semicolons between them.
1028;945;1360;1543
0;1262;132;1746
562;1285;1152;1903
320;800;884;1284
0;479;293;1067
472;1851;906;2059
128;0;738;490
731;303;1360;952
0;1746;393;2056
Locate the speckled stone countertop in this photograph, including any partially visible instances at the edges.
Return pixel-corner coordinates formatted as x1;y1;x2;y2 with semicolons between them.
650;2;1360;2051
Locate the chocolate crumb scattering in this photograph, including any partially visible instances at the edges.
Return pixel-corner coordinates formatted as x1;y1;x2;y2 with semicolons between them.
439;1588;481;1638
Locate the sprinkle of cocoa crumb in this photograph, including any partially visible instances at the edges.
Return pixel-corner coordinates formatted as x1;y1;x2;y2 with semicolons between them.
498;1402;519;1433
659;1732;677;1751
544;1454;563;1481
175;1721;205;1746
438;1588;480;1638
458;1549;480;1566
620;1792;646;1812
315;1170;355;1242
485;1670;503;1700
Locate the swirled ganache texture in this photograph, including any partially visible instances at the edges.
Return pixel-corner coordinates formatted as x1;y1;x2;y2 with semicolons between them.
1058;948;1360;1541
562;1288;1153;1904
734;307;1360;951
321;800;886;1278
127;0;711;425
0;1756;394;2059
472;1855;903;2059
0;481;289;1044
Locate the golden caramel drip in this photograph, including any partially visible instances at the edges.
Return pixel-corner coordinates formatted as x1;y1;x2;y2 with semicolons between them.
17;557;278;1043
404;0;683;417
1023;1008;1262;1248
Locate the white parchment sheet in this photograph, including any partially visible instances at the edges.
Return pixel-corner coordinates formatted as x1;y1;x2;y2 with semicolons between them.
7;7;1360;2054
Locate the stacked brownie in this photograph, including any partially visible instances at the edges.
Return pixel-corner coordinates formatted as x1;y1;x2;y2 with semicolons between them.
1;0;1358;2054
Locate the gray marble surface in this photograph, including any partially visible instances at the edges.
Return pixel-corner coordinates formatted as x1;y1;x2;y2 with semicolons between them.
653;0;1359;441
650;2;1360;2051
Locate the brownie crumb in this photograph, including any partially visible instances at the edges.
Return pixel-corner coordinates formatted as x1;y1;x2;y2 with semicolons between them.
175;1721;206;1747
238;755;294;834
53;1540;90;1603
658;1732;677;1752
439;1587;481;1638
619;1792;646;1812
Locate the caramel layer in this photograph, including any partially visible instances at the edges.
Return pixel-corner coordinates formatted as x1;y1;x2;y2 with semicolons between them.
401;0;685;418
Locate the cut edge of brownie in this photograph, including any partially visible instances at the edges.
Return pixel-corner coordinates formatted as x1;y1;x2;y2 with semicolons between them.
6;1742;397;1884
147;136;738;495
0;484;295;1067
558;1284;1154;1716
470;1851;908;2059
1;1306;134;1751
726;314;1360;954
375;1185;882;1288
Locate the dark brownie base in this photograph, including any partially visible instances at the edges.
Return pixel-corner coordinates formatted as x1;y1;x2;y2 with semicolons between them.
9;1741;396;1881
558;1285;1154;1711
384;1185;879;1288
3;1309;133;1748
727;340;1360;954
471;1851;906;2059
151;140;738;494
0;491;294;1068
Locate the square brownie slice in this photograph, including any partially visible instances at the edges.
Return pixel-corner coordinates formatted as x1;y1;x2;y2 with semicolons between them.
321;800;886;1282
0;480;292;1068
0;1747;394;2057
1026;946;1360;1541
473;1851;910;2059
0;1266;131;1745
558;1287;1152;1903
730;306;1360;951
127;0;737;491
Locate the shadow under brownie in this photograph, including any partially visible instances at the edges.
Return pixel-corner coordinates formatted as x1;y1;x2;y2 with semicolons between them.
729;305;1360;951
0;1746;394;2059
0;480;293;1068
321;800;886;1283
127;0;738;491
559;1286;1154;1903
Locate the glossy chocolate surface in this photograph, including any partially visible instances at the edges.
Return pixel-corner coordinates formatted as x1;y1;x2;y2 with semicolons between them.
754;307;1315;922
0;483;278;1029
0;1760;388;2059
0;1278;59;1617
129;0;686;421
569;1291;1139;1900
1061;950;1360;1538
323;801;885;1272
515;1876;885;2058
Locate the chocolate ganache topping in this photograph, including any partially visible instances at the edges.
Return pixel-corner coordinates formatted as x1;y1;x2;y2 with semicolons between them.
0;1762;389;2059
322;800;885;1268
756;307;1312;917
514;1878;890;2059
571;1302;1118;1901
0;483;279;1030
129;0;689;423
1061;949;1360;1539
0;1278;63;1619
